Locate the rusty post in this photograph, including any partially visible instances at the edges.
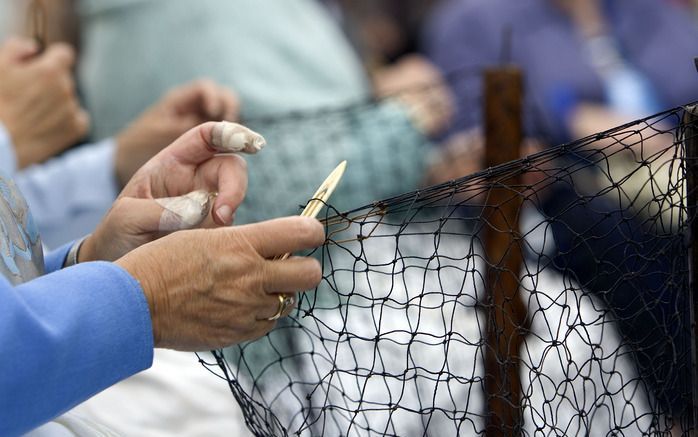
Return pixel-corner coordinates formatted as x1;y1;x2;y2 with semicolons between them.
482;66;526;436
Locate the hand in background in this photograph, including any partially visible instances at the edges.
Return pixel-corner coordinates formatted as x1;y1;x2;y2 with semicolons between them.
567;102;672;155
115;216;324;351
373;55;455;137
81;121;265;263
0;37;89;168
115;79;240;186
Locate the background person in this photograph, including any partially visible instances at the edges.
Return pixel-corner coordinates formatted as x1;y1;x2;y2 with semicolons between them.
424;0;698;420
0;36;240;248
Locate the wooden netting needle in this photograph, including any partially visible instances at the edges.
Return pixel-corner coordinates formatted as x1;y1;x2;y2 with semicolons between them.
274;160;347;261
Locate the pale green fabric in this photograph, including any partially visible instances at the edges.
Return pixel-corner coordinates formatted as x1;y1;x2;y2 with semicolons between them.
77;0;427;222
78;0;369;133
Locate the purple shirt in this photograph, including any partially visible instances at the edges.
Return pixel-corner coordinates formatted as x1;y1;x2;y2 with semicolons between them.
423;0;698;140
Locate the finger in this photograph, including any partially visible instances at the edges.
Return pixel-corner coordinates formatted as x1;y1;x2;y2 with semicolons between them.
154;190;213;231
169;113;203;135
211;121;265;154
219;88;240;121
237;216;325;258
72;108;91;138
157;121;265;166
110;197;167;234
115;192;212;234
167;79;220;119
207;155;247;226
0;36;39;62
196;79;224;119
280;293;298;318
263;257;323;293
255;293;298;322
34;42;76;70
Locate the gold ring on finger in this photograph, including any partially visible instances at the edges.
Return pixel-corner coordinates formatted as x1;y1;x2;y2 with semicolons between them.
267;294;295;321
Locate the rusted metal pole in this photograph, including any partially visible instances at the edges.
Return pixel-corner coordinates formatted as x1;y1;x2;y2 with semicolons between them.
482;66;526;436
684;104;698;433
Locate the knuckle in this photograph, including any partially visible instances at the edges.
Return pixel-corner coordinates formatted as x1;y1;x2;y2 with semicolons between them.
76;111;90;131
196;77;216;89
257;261;274;288
111;197;131;214
52;43;76;64
37;61;59;78
70;113;88;135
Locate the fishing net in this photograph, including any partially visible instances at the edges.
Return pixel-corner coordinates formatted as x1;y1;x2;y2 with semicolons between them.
199;100;698;436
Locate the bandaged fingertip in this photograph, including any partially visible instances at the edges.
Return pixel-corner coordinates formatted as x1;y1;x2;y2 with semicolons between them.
211;121;266;154
155;190;214;232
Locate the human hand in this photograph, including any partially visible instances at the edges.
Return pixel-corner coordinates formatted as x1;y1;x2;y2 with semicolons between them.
115;216;325;351
0;37;89;168
115;79;240;186
568;102;671;156
426;129;486;186
373;55;455;137
80;121;265;263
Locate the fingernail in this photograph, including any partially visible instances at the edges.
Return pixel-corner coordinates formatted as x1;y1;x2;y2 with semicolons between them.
216;205;233;225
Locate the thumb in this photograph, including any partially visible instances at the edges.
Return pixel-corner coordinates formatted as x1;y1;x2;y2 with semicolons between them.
115;191;213;235
153;190;214;232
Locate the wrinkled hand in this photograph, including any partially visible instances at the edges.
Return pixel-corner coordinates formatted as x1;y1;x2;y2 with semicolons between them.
81;121;265;263
115;216;325;351
373;55;455;137
0;37;89;168
115;79;240;186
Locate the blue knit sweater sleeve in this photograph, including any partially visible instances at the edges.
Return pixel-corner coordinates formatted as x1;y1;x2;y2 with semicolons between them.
0;261;154;436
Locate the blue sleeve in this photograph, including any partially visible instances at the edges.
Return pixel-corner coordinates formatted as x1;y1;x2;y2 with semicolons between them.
43;243;73;274
15;140;119;249
0;262;154;436
0;122;17;176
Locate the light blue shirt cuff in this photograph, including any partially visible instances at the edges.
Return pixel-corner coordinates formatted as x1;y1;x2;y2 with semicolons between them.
16;139;119;248
44;242;75;274
0;122;17;176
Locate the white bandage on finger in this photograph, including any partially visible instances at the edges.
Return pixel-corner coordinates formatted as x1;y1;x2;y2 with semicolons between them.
155;190;214;232
211;121;266;154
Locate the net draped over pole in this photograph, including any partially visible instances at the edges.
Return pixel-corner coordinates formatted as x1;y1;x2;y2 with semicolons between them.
481;66;526;436
198;91;698;434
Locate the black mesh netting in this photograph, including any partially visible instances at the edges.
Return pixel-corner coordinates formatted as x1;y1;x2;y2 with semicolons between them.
198;99;698;436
